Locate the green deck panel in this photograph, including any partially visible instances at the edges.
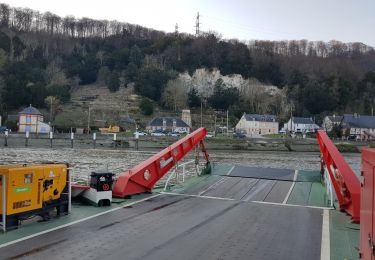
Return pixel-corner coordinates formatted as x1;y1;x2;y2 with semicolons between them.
287;182;312;206
297;170;322;182
308;182;329;207
0;193;154;245
211;163;234;175
330;210;360;260
166;174;213;193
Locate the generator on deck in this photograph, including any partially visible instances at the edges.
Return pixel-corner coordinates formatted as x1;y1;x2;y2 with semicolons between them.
0;164;70;231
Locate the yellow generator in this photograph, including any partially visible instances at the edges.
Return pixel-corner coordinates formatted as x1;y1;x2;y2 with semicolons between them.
99;125;120;133
0;164;70;230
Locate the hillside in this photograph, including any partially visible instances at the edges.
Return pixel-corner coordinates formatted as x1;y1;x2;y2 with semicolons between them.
0;3;375;129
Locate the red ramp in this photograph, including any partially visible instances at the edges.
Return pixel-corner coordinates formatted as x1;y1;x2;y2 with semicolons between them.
113;128;210;197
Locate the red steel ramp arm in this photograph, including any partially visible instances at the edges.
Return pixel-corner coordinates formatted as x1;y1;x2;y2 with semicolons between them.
317;130;360;223
113;128;210;197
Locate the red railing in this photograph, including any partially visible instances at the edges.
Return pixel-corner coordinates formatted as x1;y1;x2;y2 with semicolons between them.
112;128;209;197
360;148;375;260
317;130;360;223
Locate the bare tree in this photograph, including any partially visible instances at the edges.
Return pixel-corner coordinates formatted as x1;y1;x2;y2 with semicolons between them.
162;78;188;111
45;96;61;122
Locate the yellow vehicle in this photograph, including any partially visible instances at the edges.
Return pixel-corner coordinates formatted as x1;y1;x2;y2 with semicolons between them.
0;164;69;229
99;125;120;133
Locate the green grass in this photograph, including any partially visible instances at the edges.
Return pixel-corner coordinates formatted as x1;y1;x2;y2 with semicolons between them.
262;134;286;139
335;143;359;153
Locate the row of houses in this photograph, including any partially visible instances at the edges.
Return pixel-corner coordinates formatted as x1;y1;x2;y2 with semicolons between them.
323;114;375;139
15;105;191;134
236;112;375;139
14;105;375;139
235;113;319;136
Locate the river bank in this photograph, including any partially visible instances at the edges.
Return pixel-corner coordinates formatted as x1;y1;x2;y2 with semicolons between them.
0;132;371;153
0;147;361;179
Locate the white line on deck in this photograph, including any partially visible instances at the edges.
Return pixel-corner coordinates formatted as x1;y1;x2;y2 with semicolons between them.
226;166;235;176
282;170;299;204
161;191;235;201
161;192;335;210
251;200;334;210
0;194;162;249
320;209;330;260
198;177;227;196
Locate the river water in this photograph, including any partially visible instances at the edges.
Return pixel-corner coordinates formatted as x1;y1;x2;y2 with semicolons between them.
0;148;361;181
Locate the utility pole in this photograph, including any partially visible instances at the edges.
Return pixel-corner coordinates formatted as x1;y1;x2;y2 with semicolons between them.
290;103;293;132
226;110;229;136
200;101;203;127
87;105;91;134
175;23;179;35
214;113;217;137
49;97;53;123
195;12;200;36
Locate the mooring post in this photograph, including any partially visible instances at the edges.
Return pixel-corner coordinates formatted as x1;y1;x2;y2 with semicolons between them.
93;132;96;149
113;133;117;148
25;131;29;147
70;132;74;148
49;131;53;148
4;130;8;147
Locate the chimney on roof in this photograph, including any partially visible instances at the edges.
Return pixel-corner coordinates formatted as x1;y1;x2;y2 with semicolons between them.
354;113;358;119
333;114;335;118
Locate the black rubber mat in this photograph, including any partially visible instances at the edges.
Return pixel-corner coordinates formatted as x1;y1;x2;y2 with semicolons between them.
0;195;322;260
221;165;295;181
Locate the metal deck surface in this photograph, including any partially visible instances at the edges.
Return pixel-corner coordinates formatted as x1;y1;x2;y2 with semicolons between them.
0;165;350;260
0;194;322;260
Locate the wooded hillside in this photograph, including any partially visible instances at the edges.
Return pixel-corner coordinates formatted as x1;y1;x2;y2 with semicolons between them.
0;3;374;124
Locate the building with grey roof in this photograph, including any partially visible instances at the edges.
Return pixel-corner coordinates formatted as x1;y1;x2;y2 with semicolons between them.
285;117;319;133
341;114;375;139
235;113;279;136
18;104;50;133
322;115;343;132
146;117;190;133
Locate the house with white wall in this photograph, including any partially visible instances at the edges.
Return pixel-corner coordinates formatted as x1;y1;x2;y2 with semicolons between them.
235;113;279;135
146;117;190;133
322;115;343;132
18;105;50;133
285;117;319;133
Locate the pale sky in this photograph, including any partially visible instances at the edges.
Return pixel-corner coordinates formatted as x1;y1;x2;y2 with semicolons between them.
2;0;374;46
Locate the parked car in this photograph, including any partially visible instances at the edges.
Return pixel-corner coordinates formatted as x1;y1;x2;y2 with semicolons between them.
0;126;8;133
168;132;181;137
134;131;147;136
233;132;246;139
174;129;188;134
206;132;214;138
151;131;166;137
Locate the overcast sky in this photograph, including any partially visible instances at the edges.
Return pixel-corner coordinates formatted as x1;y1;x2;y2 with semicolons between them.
2;0;374;46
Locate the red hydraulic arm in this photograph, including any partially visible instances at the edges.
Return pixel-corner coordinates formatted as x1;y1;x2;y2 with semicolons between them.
317;130;360;223
112;128;210;197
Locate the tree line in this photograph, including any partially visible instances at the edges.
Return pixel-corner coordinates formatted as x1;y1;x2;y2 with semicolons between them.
0;3;375;123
